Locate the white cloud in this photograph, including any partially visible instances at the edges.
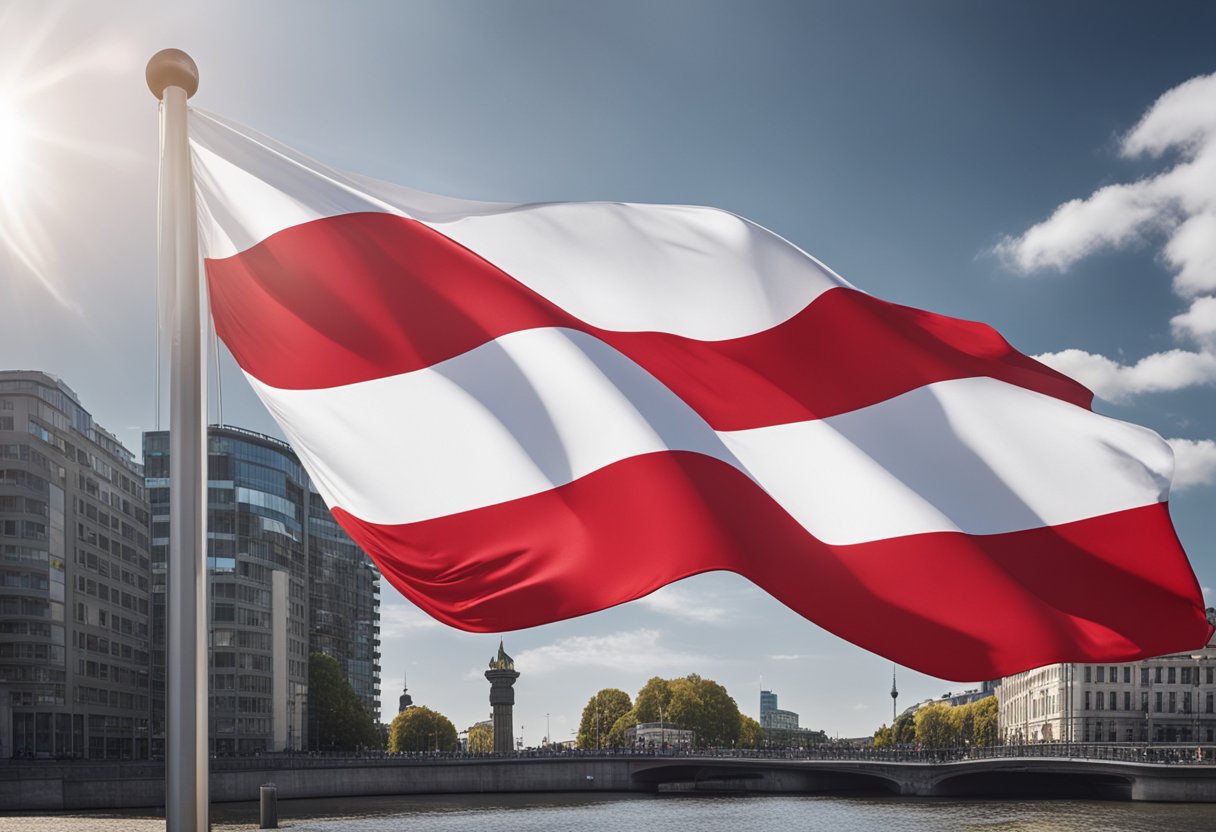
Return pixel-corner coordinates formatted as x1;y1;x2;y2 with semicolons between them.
634;584;728;623
378;600;442;638
1163;211;1216;298
994;71;1216;454
1122;73;1216;158
993;180;1167;273
513;629;709;676
1166;438;1216;490
1172;295;1216;346
996;72;1216;284
767;654;806;661
1033;348;1216;402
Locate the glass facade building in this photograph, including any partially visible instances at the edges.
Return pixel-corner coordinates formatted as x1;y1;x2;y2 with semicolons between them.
308;500;381;721
0;371;152;759
145;425;380;756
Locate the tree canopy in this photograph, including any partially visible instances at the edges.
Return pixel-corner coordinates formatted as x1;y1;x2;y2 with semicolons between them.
307;651;381;751
466;722;493;753
738;714;762;749
872;695;998;748
601;674;747;749
388;705;458;753
576;688;632;749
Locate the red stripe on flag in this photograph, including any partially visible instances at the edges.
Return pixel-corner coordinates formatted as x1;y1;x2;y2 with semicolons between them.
332;450;1211;681
206;212;1092;429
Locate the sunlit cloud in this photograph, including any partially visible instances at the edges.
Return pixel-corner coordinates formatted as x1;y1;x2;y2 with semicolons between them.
994;73;1216;417
1167;438;1216;491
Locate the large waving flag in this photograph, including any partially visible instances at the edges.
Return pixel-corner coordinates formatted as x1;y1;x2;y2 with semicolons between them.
189;110;1211;680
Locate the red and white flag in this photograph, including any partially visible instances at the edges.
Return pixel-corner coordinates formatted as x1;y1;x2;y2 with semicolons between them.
189;110;1211;680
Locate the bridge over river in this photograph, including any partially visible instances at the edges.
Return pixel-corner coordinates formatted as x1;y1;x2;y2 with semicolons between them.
3;745;1215;811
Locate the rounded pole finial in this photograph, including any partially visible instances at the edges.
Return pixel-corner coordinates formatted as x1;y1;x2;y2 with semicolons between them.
146;49;199;100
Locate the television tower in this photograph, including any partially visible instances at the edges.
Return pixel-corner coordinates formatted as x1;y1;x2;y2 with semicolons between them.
890;664;899;723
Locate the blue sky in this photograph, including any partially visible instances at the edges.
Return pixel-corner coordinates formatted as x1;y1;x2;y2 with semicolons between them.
1;0;1214;740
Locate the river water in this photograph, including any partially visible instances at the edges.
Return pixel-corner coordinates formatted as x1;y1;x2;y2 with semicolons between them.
7;793;1215;832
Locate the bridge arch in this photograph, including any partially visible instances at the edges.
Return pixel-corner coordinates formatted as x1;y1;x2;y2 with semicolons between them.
930;768;1134;800
630;761;903;795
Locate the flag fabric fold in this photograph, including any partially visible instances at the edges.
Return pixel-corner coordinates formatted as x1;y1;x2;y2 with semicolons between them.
188;109;1212;681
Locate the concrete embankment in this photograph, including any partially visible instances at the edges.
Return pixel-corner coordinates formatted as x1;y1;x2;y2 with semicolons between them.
0;757;643;811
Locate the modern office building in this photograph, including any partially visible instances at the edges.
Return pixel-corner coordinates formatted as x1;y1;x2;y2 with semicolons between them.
145;425;380;756
997;612;1216;745
760;689;800;731
308;496;381;722
1;370;152;759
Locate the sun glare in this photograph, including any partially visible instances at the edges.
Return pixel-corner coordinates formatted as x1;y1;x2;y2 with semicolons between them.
0;96;26;192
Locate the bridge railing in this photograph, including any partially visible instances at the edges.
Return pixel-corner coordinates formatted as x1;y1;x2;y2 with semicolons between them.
192;742;1216;769
7;742;1215;769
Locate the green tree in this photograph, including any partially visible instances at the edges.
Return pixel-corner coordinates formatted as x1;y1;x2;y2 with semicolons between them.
738;714;762;749
388;705;458;753
308;652;381;751
666;674;741;748
633;676;673;723
914;702;958;748
969;696;998;746
577;688;632;749
466;722;493;753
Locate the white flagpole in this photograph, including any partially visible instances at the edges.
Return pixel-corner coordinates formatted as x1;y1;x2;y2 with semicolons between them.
147;49;208;832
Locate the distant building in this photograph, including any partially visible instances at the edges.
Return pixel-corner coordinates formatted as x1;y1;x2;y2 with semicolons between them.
760;688;800;731
759;687;827;747
1;370;152;759
398;671;413;714
997;612;1216;744
625;721;694;749
145;425;380;755
307;493;381;721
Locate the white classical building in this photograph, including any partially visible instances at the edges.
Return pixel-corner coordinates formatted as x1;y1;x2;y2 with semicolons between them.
997;612;1216;744
624;721;695;749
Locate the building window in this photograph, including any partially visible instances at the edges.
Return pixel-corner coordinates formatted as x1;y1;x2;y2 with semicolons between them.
1124;667;1131;684
1141;667;1149;685
1155;692;1163;713
1169;692;1177;713
1155;666;1163;684
1096;692;1105;710
1096;666;1105;683
1085;691;1091;710
1168;667;1176;684
1124;692;1132;711
1184;692;1192;714
1207;692;1214;715
1182;667;1192;685
1085;666;1092;683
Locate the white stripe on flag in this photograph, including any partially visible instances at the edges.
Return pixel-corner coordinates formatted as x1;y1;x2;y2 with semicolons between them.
247;327;1171;542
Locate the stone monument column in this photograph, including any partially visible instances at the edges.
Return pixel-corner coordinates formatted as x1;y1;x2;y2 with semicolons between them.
485;641;521;753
